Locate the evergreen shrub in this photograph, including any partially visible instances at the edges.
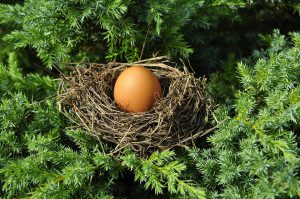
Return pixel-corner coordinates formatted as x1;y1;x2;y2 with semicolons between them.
0;0;300;199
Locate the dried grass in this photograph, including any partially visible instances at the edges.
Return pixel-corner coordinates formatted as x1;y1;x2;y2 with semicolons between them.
57;56;215;155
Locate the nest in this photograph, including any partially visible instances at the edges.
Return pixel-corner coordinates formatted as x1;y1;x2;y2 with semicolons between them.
57;56;215;155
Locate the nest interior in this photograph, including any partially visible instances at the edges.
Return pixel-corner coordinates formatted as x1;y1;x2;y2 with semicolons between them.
57;57;214;155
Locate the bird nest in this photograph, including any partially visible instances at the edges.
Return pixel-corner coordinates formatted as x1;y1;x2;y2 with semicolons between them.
57;56;215;155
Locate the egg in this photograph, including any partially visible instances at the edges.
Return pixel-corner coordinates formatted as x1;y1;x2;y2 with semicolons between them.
113;66;162;113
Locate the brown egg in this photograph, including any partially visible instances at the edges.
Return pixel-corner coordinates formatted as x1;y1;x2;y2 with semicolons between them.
113;66;162;113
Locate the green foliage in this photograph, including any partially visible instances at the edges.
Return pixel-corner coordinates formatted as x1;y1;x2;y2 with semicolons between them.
190;33;300;198
1;0;300;72
186;0;300;74
0;0;248;68
121;150;205;198
1;1;300;199
0;0;137;67
208;53;239;105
